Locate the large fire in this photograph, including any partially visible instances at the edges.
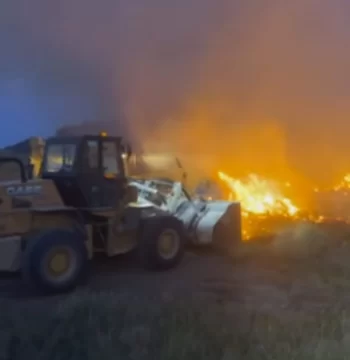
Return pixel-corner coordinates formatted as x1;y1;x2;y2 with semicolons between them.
218;171;300;239
218;171;350;240
218;172;298;216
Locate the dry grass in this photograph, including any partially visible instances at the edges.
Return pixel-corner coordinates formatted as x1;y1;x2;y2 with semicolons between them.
2;222;350;359
1;293;350;360
271;222;329;259
233;221;350;262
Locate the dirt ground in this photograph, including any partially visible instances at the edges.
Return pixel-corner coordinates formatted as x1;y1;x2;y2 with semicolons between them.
0;249;344;320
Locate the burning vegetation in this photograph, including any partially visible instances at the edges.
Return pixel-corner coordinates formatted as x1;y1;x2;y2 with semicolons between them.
218;172;298;217
218;171;350;240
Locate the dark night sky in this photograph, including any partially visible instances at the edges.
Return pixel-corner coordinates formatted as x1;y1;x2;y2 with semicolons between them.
0;0;220;145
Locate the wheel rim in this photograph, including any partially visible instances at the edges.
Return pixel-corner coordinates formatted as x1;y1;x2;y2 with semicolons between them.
43;246;78;284
157;229;180;260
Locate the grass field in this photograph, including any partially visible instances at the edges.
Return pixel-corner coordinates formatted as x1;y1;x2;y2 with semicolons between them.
2;221;350;360
2;293;350;360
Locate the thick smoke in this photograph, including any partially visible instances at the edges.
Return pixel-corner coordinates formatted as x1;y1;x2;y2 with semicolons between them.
2;0;350;185
139;0;350;186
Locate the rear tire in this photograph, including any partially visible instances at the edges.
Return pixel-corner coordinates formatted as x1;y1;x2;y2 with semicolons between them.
139;216;185;271
22;228;88;295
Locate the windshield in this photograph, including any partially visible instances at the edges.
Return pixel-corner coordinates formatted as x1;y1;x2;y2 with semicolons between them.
102;141;120;177
44;144;76;173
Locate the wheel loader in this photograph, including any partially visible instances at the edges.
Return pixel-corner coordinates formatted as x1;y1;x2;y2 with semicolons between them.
0;134;186;294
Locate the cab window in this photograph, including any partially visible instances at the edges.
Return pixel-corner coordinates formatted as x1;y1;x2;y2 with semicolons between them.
87;140;98;169
102;141;119;177
45;144;76;173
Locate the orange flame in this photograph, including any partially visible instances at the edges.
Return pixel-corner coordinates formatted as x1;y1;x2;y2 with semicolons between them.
218;171;299;217
217;171;350;240
333;174;350;191
218;171;300;239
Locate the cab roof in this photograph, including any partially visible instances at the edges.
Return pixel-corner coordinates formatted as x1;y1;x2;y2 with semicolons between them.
46;135;123;145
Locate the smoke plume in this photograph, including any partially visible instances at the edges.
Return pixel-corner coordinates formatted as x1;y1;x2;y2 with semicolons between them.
2;0;350;185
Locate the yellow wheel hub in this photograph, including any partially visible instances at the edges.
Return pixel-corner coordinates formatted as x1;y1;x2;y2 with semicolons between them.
158;230;179;259
47;250;70;277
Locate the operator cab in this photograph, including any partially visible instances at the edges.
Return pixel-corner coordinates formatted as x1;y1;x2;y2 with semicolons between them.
41;133;131;208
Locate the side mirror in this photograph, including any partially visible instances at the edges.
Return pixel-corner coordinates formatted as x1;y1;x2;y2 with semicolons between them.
121;143;132;160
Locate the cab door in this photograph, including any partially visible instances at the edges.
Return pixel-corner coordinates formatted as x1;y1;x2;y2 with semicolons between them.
100;138;126;208
83;139;103;207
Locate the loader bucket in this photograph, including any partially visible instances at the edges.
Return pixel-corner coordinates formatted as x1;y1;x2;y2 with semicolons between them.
212;202;242;251
193;201;242;251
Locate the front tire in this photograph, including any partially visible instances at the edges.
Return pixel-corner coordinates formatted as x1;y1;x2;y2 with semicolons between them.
22;228;88;295
139;216;185;271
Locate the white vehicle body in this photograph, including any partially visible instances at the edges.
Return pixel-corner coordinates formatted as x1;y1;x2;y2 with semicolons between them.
129;178;242;246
